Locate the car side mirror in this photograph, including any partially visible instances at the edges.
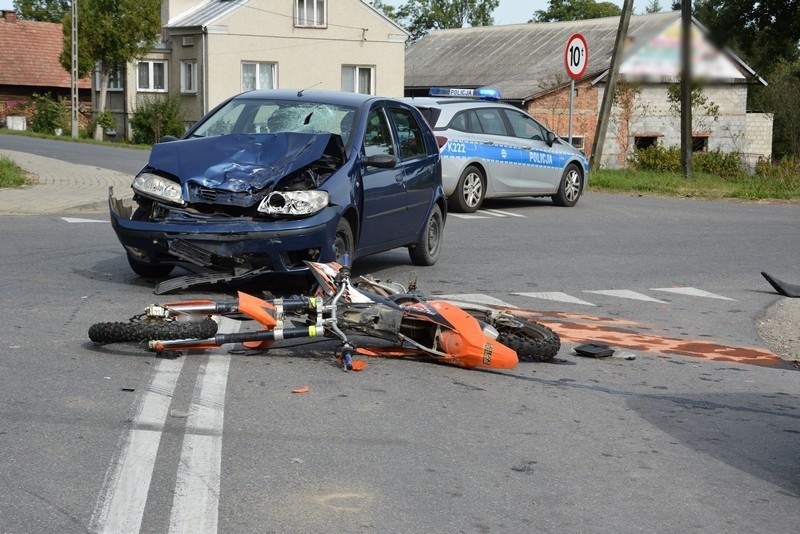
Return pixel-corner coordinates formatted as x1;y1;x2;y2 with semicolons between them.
545;131;557;147
363;154;397;169
158;135;179;143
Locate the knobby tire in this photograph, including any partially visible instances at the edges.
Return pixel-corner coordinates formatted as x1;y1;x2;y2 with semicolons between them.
496;320;561;362
88;318;218;344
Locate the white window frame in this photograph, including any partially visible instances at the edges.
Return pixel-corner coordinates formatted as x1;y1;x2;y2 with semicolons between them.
241;62;277;92
295;0;327;27
137;60;168;92
341;65;374;95
181;60;197;94
95;64;123;91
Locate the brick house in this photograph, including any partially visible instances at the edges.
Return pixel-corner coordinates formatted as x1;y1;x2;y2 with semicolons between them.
99;0;408;139
0;10;91;129
404;11;772;170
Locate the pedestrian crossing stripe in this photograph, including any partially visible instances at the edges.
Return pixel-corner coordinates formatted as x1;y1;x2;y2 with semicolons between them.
651;287;737;301
481;209;526;218
437;294;513;308
448;213;490;219
62;217;106;223
441;287;737;307
513;291;596;306
583;290;668;303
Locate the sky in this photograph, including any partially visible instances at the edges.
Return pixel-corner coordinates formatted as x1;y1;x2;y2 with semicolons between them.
0;2;663;24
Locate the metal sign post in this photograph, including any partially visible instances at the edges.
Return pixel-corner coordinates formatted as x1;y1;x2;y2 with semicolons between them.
565;33;588;145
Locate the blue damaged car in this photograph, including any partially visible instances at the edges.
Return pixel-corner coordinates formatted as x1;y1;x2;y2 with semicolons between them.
109;90;446;293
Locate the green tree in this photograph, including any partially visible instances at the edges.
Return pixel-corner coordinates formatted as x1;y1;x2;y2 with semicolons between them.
666;79;720;133
369;0;401;22
59;0;161;140
693;0;800;78
531;0;622;23
12;0;69;22
396;0;499;43
752;59;800;159
644;0;663;14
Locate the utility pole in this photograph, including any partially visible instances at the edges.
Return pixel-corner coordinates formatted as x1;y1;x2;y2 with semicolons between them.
70;0;79;138
680;0;692;179
589;0;634;172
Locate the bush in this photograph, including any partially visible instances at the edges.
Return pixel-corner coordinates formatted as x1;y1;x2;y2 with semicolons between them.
695;149;745;179
29;93;69;134
628;143;681;172
130;96;184;145
629;144;746;178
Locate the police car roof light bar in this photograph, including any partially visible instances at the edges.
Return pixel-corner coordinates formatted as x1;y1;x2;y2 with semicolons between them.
428;87;501;100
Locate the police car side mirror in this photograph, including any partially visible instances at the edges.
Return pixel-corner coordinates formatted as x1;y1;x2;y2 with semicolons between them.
545;131;557;147
364;154;397;169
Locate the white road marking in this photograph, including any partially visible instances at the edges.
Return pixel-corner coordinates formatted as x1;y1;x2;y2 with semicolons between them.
448;213;490;219
583;290;667;303
91;357;184;534
514;291;596;306
438;294;513;307
61;217;105;223
168;354;231;534
480;209;526;218
651;287;736;301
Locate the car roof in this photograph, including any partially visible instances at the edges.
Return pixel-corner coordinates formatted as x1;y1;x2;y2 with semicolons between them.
401;96;518;109
235;89;382;107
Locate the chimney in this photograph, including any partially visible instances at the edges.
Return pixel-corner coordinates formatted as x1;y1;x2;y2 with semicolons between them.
3;11;18;23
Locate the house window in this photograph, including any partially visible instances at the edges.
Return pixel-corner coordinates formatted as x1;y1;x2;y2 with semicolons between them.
635;136;659;150
562;135;584;150
296;0;326;27
692;136;709;152
137;60;167;92
242;62;276;92
95;64;123;91
181;61;197;93
341;65;374;95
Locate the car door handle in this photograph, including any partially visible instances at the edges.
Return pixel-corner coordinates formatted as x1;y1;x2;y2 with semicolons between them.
395;173;404;183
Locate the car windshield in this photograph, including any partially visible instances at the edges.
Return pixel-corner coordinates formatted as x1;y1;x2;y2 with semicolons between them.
191;98;357;146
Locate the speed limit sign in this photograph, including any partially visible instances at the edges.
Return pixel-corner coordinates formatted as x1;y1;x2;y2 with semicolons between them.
565;33;588;80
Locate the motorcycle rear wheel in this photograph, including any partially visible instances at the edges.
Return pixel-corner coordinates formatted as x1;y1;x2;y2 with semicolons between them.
469;311;561;362
89;318;218;344
496;320;560;362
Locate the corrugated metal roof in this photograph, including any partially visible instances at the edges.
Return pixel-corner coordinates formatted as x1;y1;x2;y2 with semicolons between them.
405;12;684;101
167;0;249;28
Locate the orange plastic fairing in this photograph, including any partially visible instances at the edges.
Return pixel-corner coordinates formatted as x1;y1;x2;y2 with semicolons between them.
237;291;278;327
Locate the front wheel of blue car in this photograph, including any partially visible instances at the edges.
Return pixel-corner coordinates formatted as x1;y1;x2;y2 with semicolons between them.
409;205;443;266
127;252;175;278
333;219;355;267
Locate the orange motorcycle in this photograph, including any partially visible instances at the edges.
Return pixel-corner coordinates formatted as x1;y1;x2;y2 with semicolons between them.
89;259;560;371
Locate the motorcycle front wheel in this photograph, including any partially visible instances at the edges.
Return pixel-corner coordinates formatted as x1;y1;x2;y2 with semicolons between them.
89;317;218;344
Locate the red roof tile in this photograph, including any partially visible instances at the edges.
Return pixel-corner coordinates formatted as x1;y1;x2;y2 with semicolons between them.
0;11;91;89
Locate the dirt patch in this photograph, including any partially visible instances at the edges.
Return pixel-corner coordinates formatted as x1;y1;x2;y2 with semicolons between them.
757;298;800;363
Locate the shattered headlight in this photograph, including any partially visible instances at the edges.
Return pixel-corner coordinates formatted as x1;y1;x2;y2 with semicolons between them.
132;173;185;206
257;190;329;217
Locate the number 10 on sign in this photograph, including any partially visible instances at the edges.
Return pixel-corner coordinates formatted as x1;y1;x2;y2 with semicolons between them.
564;33;588;145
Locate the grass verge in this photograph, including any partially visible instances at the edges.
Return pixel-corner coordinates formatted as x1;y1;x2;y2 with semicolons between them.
591;168;800;202
0;155;32;188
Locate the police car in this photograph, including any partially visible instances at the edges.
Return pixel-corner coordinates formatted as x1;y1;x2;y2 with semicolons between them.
404;87;589;213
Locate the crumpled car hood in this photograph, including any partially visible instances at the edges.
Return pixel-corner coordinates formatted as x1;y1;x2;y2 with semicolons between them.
147;132;336;195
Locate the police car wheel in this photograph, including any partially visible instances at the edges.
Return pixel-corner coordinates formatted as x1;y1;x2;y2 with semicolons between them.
552;163;583;207
450;165;485;213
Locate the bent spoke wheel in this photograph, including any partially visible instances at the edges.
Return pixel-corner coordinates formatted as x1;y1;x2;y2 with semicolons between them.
89;317;218;344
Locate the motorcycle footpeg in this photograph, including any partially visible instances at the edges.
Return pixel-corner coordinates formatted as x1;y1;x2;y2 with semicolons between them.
340;344;354;371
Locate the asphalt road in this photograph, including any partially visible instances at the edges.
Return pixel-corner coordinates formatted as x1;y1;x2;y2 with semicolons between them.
0;137;798;533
